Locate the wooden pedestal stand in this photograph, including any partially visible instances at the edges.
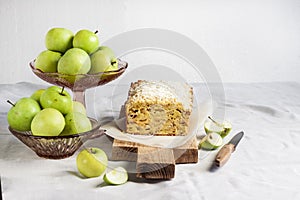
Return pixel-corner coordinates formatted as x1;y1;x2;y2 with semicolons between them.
111;136;198;179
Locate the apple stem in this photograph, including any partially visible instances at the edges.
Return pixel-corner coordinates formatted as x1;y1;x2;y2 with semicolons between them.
90;148;97;154
208;116;222;126
86;147;96;154
94;30;99;34
60;87;65;95
7;100;15;107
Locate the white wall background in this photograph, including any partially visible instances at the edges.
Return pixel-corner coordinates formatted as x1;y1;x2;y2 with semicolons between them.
0;0;299;84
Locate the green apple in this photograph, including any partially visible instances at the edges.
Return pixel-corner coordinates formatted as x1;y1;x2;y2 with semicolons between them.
40;86;72;115
97;46;116;58
30;89;45;104
104;64;119;72
45;28;74;53
103;167;128;185
204;116;232;138
96;64;119;81
72;101;86;115
199;132;223;150
73;29;99;54
76;147;108;178
34;50;61;73
7;98;41;131
60;112;91;136
89;48;118;74
57;48;91;75
31;108;65;136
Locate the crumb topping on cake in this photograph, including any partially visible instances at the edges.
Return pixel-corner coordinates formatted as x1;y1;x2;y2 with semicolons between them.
128;80;193;111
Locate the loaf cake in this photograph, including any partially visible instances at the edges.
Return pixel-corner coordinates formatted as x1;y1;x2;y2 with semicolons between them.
125;80;193;136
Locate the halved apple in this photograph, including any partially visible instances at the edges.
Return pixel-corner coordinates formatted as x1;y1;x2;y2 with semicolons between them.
204;116;232;138
103;167;128;185
198;132;223;150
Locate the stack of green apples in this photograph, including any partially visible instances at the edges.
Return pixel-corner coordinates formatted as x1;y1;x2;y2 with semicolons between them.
7;86;92;136
34;28;118;77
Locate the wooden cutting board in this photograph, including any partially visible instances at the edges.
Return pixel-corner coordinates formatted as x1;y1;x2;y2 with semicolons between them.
111;136;198;179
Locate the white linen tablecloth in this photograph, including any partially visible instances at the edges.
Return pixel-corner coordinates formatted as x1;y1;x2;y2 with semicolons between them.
0;82;300;200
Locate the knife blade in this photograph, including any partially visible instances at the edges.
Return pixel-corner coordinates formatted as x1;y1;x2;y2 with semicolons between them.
214;131;244;167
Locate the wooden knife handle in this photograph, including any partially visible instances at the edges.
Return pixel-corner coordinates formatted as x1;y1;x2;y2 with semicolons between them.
215;143;235;167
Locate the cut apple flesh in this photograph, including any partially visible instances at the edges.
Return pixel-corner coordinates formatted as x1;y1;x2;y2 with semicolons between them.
204;119;232;138
207;132;223;146
223;121;232;129
204;121;224;133
103;167;128;185
199;132;223;150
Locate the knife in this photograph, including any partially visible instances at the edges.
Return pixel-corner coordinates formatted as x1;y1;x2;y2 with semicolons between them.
214;131;244;167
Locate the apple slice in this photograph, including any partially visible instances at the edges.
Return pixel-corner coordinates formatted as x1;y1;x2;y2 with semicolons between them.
199;132;223;150
204;116;232;138
103;167;128;185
